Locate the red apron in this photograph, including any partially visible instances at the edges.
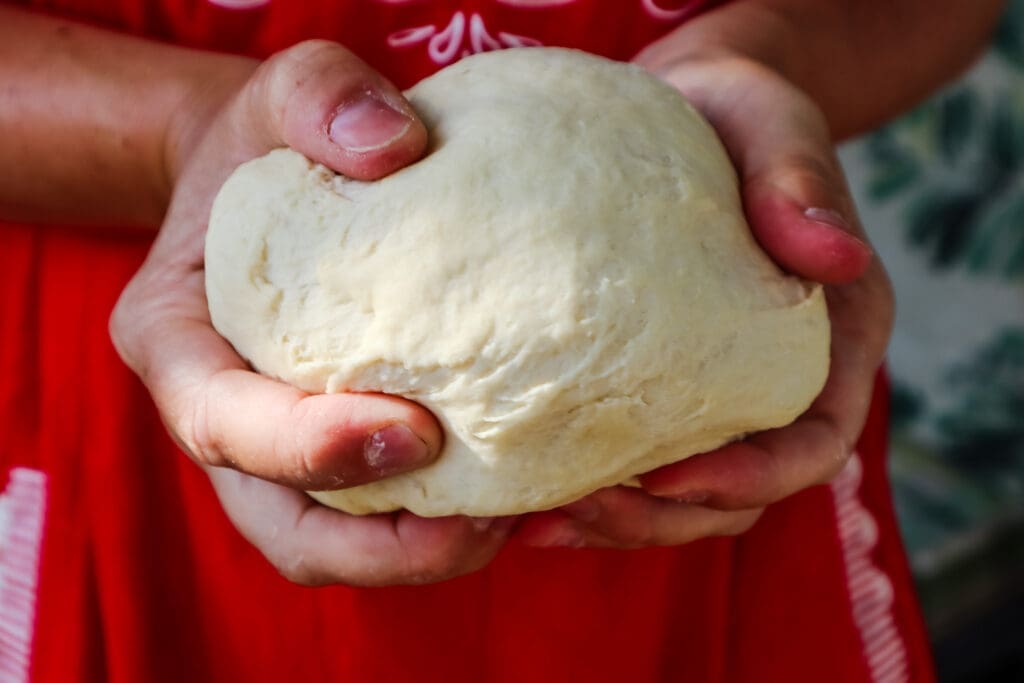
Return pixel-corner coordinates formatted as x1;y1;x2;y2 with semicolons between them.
0;2;934;681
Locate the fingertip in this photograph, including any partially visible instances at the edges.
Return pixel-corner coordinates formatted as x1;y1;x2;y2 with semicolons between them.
304;392;443;488
636;449;711;496
361;422;435;477
801;207;874;283
381;393;444;456
746;194;873;285
262;41;428;181
198;376;445;490
637;443;758;508
325;92;429;180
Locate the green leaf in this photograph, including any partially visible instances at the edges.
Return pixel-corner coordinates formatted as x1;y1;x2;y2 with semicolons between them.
890;381;928;432
967;188;1024;277
905;190;982;269
867;155;922;202
987;95;1024;173
939;328;1024;473
994;0;1024;69
898;101;936;133
865;129;901;162
863;129;924;202
938;89;977;163
1005;224;1024;277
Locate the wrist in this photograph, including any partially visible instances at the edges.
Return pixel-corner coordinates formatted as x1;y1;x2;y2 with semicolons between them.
633;3;799;84
159;53;258;208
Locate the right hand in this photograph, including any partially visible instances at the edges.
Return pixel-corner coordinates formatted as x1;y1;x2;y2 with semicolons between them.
517;54;892;551
110;41;517;587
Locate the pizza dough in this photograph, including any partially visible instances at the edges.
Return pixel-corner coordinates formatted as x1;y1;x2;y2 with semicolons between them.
204;48;830;517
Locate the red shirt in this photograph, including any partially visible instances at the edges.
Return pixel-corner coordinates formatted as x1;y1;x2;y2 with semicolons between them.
0;2;934;681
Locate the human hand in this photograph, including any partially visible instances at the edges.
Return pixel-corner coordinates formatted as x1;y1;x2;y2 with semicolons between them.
518;55;893;549
110;41;516;585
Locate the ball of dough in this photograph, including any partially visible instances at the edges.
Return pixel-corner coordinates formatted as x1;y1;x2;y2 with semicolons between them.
205;48;829;517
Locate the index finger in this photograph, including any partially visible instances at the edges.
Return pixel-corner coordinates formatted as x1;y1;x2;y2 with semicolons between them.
207;467;514;587
640;274;892;509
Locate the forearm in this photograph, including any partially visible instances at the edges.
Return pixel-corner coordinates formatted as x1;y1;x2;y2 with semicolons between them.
637;0;1007;140
0;6;254;228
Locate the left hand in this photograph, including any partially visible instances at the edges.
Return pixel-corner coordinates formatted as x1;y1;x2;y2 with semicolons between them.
110;41;517;585
517;54;893;549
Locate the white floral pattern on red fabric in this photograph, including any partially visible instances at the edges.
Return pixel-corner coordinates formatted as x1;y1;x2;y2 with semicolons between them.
0;469;47;683
495;0;577;6
388;11;542;65
205;0;708;22
207;0;270;9
642;0;692;21
831;455;910;683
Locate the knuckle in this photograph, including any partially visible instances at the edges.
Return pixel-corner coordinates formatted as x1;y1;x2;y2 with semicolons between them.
187;377;226;469
631;515;659;547
399;564;449;586
279;399;320;486
273;551;323;586
827;447;855;481
772;151;843;197
286;394;371;489
821;426;854;483
405;550;462;585
612;518;657;548
108;279;145;370
268;509;332;587
261;39;351;110
108;295;132;364
402;531;480;584
278;39;342;65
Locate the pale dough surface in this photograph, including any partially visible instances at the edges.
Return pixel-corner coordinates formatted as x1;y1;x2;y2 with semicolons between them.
205;48;830;517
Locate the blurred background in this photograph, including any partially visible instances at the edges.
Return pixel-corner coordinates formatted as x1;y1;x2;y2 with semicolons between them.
839;1;1024;680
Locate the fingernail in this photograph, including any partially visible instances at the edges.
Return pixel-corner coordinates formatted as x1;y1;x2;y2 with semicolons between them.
329;91;413;152
804;207;872;253
364;423;432;475
673;490;712;505
561;498;600;522
803;207;850;230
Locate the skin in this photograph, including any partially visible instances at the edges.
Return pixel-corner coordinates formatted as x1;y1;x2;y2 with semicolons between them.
517;0;1007;548
0;1;1006;583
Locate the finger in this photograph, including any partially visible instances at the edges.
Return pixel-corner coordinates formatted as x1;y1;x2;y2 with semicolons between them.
640;273;892;510
653;57;872;284
517;487;762;549
638;419;847;510
248;39;428;179
208;467;516;586
744;193;873;286
152;40;429;262
110;270;442;490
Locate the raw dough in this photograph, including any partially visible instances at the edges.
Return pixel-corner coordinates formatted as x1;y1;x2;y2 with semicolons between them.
205;48;829;517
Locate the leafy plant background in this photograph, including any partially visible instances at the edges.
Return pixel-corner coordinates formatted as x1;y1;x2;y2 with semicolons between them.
840;2;1024;679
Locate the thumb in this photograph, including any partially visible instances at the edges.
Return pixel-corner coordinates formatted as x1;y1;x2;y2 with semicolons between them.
252;39;428;180
655;57;872;285
121;41;438;490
